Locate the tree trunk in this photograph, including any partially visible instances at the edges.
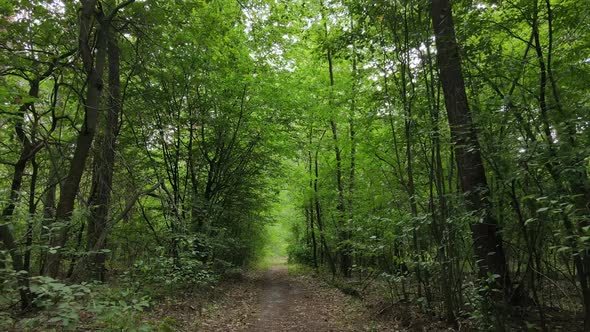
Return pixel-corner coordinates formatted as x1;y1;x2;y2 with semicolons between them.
24;157;39;274
45;0;107;277
430;0;511;293
80;27;121;281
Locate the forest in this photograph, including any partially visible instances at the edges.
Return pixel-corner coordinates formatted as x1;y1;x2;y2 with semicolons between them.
0;0;589;331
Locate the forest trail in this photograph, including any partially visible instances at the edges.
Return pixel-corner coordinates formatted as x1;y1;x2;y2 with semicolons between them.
196;258;381;332
249;258;334;331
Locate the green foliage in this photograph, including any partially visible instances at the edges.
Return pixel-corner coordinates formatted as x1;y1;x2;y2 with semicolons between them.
28;276;91;328
0;0;589;329
158;317;179;332
86;287;152;332
461;275;508;332
288;242;315;265
2;276;153;331
128;255;218;295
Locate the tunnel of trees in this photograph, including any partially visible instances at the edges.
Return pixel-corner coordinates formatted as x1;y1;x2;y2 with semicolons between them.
1;0;589;330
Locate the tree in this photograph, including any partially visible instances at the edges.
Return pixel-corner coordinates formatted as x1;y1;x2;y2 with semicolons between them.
430;0;511;294
1;0;589;329
44;0;134;278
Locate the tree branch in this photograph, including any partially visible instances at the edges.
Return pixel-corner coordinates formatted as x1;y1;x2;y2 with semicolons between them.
111;182;162;224
107;0;135;22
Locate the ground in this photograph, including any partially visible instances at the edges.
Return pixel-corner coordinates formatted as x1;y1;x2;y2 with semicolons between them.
148;257;425;331
200;259;368;331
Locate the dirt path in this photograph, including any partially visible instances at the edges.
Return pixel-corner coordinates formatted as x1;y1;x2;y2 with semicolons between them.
146;259;469;331
249;261;335;331
148;258;430;331
197;258;370;332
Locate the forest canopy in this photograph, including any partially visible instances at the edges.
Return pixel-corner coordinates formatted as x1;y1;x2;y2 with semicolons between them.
1;0;589;330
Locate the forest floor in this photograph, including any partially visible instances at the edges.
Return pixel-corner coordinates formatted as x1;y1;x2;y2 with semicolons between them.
147;257;452;331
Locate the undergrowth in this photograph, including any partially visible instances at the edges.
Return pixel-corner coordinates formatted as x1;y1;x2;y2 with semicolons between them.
0;254;226;331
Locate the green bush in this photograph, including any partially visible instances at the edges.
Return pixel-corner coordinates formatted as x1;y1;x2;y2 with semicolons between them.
6;276;153;331
129;254;219;294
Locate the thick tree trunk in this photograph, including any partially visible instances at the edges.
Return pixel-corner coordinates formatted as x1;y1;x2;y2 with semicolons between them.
45;0;107;277
81;28;121;281
430;0;511;293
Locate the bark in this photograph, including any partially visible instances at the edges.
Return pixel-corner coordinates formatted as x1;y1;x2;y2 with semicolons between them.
45;0;112;277
81;27;122;281
430;0;511;293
